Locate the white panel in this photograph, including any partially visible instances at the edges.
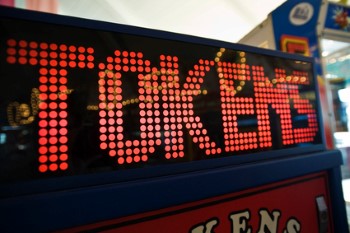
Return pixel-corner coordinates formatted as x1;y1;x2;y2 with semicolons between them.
53;0;286;43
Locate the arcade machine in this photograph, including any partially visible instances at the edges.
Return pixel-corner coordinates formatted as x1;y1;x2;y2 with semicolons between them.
239;0;350;226
0;6;348;233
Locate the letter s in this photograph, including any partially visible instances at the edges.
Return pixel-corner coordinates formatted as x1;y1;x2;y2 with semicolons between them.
283;218;301;233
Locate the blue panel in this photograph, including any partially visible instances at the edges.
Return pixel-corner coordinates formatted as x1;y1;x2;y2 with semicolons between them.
0;150;346;232
271;0;321;50
325;2;350;33
271;0;323;74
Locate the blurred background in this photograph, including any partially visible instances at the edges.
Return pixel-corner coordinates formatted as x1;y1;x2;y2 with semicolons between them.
0;0;295;42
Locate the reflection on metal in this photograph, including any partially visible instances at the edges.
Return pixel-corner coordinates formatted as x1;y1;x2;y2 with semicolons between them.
6;88;39;126
97;69;209;111
216;48;247;95
6;88;75;126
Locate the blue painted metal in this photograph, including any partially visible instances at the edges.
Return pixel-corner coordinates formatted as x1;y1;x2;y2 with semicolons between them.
0;150;346;232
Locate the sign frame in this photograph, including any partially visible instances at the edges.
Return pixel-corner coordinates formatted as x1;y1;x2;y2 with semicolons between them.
0;6;326;197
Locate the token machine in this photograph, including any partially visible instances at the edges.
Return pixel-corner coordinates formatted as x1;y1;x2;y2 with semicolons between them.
0;6;348;233
240;0;350;160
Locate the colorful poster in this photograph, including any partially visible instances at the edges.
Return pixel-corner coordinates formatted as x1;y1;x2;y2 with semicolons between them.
324;3;350;33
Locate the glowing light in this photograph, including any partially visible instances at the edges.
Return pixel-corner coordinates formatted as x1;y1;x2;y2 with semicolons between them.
5;36;320;173
5;38;95;173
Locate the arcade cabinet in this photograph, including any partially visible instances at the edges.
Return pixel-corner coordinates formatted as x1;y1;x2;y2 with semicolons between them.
0;6;348;232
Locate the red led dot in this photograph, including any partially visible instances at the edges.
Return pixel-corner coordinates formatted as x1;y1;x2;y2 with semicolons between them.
38;137;48;145
49;136;58;144
7;39;16;47
59;60;67;67
18;57;27;64
109;150;116;157
133;148;140;155
59;128;68;135
86;47;94;54
122;66;129;72
40;51;48;58
116;148;124;156
78;62;85;68
121;51;128;57
50;60;58;66
98;63;106;70
49;51;58;59
109;142;116;149
59;102;67;109
149;147;155;153
49;163;58;171
100;142;107;150
39;146;48;154
116;133;124;142
59;136;68;144
6;48;18;57
56;119;67;127
39;164;48;173
57;69;67;76
165;153;171;159
38;111;48;119
108;118;115;125
19;40;27;47
39;155;48;163
49;93;58;100
69;45;76;52
29;58;38;65
108;134;115;141
59;162;68;170
38;129;48;137
49;155;58;162
49;69;58;76
118;157;125;164
49;111;58;118
18;48;27;56
124;140;132;147
59;145;68;153
126;157;133;163
59;111;67;118
49;85;58;92
49;128;58;136
59;52;68;59
134;156;140;162
49;146;58;153
60;154;68;161
6;56;16;64
39;85;48;92
78;46;85;53
39;102;48;109
69;61;76;67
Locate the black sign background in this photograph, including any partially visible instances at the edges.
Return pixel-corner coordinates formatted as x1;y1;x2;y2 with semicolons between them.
0;8;323;184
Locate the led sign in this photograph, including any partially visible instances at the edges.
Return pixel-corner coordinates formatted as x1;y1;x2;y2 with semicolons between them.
0;9;322;182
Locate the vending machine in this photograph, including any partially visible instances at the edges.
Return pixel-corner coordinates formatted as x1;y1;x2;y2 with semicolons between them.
239;0;350;162
0;6;348;233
